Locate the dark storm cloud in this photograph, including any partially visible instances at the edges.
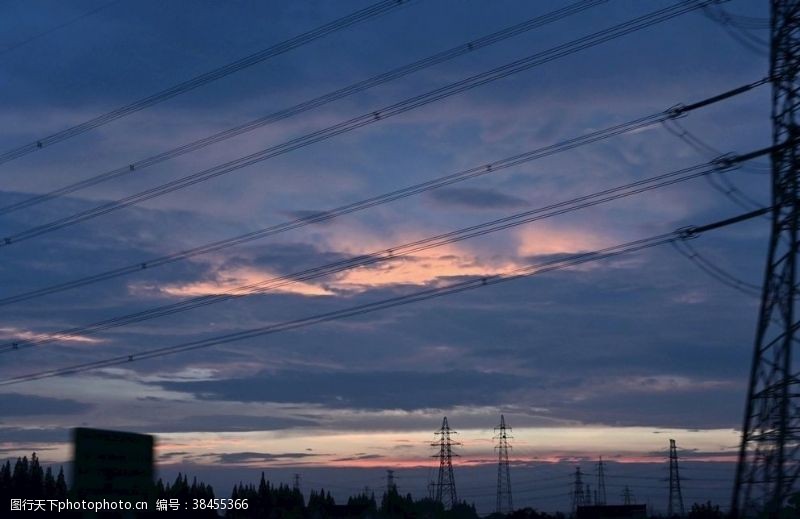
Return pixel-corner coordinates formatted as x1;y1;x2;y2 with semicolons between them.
0;393;91;416
427;187;528;210
157;369;527;410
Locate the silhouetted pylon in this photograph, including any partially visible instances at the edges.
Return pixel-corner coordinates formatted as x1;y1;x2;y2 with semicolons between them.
668;439;685;517
494;414;513;514
622;485;635;505
731;3;800;517
571;466;586;514
596;456;607;505
431;416;459;509
386;469;396;493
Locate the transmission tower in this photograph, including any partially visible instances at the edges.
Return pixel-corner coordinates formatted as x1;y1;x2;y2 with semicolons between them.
732;2;800;517
668;439;685;518
494;414;513;514
386;469;396;494
571;466;587;515
293;473;301;492
622;485;635;505
596;456;607;505
431;416;459;509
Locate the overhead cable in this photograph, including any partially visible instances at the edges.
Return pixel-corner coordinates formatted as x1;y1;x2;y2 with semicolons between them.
0;0;608;216
0;77;771;305
0;1;120;58
0;0;716;247
0;0;412;165
0;146;775;354
0;205;771;386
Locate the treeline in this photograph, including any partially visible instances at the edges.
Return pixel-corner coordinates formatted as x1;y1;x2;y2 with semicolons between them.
0;453;68;502
225;474;483;518
156;472;218;517
0;453;216;516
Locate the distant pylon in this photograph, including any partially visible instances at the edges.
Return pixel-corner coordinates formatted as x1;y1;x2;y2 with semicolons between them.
386;469;396;493
596;456;607;505
293;473;301;492
668;439;685;517
494;414;513;514
431;416;459;509
622;485;635;505
571;466;586;514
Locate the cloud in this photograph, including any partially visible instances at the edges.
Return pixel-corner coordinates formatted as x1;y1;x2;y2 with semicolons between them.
0;394;91;416
427;187;528;210
330;453;384;462
157;369;527;411
200;451;321;465
145;265;335;298
0;326;103;345
148;415;319;433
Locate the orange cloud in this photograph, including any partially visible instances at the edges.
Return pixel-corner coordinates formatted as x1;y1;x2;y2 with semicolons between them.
516;224;610;257
0;326;103;345
149;266;335;298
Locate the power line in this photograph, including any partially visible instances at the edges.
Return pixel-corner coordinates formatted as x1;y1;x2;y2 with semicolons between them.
0;0;608;216
0;234;683;384
0;149;772;355
661;118;770;210
670;239;762;297
701;4;769;56
0;0;121;58
0;207;768;396
0;0;411;166
0;0;715;247
3;74;771;304
0;112;661;306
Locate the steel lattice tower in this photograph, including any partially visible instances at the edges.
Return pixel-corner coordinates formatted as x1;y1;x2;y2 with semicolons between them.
622;485;635;505
386;469;396;493
732;2;800;517
596;456;607;505
494;414;513;514
668;439;685;518
431;416;459;509
571;466;586;515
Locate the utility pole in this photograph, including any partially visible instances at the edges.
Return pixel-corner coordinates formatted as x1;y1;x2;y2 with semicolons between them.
732;2;800;518
571;466;586;515
494;414;513;514
431;416;459;509
596;456;607;505
668;439;685;518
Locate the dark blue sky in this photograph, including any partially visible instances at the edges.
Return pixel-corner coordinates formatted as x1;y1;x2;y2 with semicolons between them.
0;0;771;513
